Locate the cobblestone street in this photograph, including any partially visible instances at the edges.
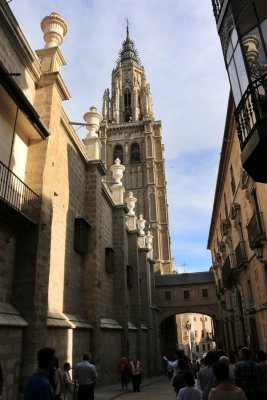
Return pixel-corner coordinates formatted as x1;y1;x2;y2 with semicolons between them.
95;376;174;400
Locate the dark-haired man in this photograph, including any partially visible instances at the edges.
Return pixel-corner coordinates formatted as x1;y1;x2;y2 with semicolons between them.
74;353;98;400
24;347;56;400
235;347;264;400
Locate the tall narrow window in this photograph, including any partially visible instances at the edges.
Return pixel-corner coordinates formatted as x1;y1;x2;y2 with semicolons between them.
124;89;132;122
247;280;254;307
113;144;123;164
74;217;90;255
183;290;190;300
127;265;133;288
224;194;228;219
130;143;141;162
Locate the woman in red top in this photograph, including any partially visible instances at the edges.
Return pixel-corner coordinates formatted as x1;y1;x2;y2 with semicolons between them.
118;357;129;390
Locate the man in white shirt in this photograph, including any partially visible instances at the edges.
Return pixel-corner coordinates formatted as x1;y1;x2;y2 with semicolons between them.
74;353;97;400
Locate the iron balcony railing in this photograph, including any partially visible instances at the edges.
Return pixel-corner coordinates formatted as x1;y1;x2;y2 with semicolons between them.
221;253;236;287
0;160;40;223
235;241;247;268
236;73;267;149
247;212;265;249
212;0;225;21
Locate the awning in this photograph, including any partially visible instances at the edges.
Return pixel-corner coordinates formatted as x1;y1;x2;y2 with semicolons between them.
0;61;51;139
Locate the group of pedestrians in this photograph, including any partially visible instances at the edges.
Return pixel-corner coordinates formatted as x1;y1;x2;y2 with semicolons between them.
24;347;97;400
163;346;267;400
118;356;142;392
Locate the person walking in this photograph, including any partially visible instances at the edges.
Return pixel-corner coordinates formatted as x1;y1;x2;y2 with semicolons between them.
235;347;263;400
177;371;201;400
62;363;75;400
130;359;141;392
74;353;97;400
53;358;64;399
209;361;247;400
118;357;129;390
0;363;3;400
24;347;56;400
198;351;219;400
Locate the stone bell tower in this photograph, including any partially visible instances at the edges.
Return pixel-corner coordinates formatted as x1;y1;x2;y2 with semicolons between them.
99;24;172;274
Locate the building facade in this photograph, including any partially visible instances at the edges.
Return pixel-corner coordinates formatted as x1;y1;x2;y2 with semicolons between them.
0;5;171;398
208;94;267;353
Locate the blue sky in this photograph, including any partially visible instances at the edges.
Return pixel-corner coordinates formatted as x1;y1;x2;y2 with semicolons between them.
10;0;230;272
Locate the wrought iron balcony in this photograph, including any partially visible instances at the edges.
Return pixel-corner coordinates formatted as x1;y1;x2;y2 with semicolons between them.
235;241;247;269
0;160;40;223
247;212;265;249
221;253;237;288
235;73;267;183
212;0;225;21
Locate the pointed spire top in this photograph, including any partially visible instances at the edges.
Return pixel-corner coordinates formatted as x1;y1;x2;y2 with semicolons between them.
117;20;141;65
126;18;130;39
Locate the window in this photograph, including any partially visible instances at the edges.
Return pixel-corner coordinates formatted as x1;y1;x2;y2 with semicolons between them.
127;265;133;288
226;29;249;106
74;217;90;255
124;89;132;122
130;143;141;162
105;247;115;273
195;331;198;338
201;330;204;337
205;317;207;321
183;290;190;300
196;345;199;352
202;289;209;298
194;317;196;322
113;144;123;164
247;280;254;307
165;291;171;300
202;344;206;351
207;343;211;350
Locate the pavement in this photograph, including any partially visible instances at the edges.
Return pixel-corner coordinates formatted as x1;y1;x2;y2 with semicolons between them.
95;375;166;400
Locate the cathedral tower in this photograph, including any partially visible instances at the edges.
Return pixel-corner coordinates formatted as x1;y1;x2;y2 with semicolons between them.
99;25;172;274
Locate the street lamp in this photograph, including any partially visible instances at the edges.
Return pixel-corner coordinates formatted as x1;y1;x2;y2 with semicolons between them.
185;321;192;361
211;1;267;183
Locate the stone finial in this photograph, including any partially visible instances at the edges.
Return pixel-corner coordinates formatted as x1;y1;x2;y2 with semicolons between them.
41;12;68;48
83;106;103;138
243;34;259;62
110;158;125;185
125;191;137;216
145;230;153;251
137;214;146;236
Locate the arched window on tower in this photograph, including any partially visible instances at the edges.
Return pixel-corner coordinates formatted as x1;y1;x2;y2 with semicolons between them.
124;89;132;122
113;144;123;164
130;143;141;162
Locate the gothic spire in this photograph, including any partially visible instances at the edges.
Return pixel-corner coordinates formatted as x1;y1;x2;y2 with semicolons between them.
117;21;141;65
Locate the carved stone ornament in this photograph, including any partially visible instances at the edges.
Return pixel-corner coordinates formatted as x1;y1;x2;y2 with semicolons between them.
230;203;241;220
41;12;68;48
243;34;259;62
83;106;103;138
110;158;125;185
220;219;232;237
125;191;137;216
145;230;153;250
137;214;146;236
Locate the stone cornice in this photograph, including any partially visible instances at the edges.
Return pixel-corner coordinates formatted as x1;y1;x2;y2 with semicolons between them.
0;3;41;81
36;72;71;100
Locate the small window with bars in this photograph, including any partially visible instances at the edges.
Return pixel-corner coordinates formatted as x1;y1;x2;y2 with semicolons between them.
183;290;190;300
127;265;133;288
105;247;115;273
165;291;171;300
202;289;209;298
74;217;90;255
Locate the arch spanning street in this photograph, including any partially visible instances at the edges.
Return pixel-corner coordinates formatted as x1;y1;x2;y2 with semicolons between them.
155;272;222;353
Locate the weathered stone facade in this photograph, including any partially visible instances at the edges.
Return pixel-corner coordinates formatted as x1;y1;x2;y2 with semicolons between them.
208;94;267;353
0;5;166;399
99;27;172;275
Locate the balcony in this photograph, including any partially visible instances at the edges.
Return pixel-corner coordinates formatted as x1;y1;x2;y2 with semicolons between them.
0;160;40;224
221;254;237;288
235;74;267;183
247;212;265;249
235;241;247;269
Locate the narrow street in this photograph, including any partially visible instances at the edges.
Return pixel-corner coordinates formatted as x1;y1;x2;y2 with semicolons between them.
95;376;176;400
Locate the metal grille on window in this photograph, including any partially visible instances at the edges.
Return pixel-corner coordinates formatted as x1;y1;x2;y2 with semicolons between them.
105;247;115;273
74;217;90;255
